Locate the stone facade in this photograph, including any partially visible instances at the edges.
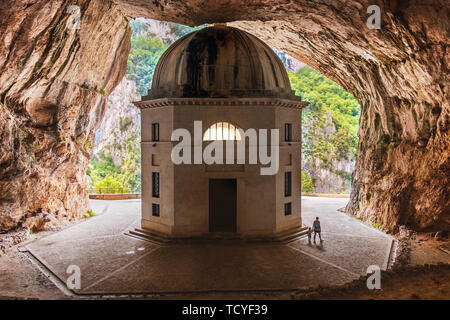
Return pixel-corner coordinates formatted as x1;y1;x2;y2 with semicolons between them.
136;98;304;237
134;27;307;237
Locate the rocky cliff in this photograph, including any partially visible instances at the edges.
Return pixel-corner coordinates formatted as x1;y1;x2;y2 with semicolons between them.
0;0;130;230
94;78;140;167
272;49;305;72
302;112;355;194
1;0;448;233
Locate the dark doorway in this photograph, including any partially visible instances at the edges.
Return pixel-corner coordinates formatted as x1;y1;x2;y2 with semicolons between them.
209;179;237;232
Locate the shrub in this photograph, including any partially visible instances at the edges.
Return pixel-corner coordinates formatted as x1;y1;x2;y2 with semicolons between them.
94;176;129;194
301;170;315;193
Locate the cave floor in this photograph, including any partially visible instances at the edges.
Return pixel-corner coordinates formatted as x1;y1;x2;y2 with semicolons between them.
1;197;410;299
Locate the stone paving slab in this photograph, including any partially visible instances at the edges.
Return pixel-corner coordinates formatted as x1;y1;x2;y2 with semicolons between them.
288;235;391;275
29;200;141;243
81;242;356;294
24;197;393;295
301;197;387;239
28;234;154;290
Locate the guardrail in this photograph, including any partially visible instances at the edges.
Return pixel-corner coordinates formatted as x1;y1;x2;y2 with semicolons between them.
89;193;141;200
301;193;350;198
89;187;133;194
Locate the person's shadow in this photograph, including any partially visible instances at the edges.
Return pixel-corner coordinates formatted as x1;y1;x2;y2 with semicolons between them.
308;240;324;251
307;239;325;251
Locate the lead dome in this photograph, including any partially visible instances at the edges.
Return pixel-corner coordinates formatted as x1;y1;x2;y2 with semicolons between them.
144;26;298;100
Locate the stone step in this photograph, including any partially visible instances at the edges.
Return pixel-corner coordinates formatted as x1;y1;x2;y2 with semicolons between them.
129;228;172;245
277;229;310;243
273;226;309;242
127;232;164;246
134;228;171;240
276;225;308;238
127;226;310;245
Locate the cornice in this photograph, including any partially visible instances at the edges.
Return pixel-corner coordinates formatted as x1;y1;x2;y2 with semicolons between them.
133;97;308;110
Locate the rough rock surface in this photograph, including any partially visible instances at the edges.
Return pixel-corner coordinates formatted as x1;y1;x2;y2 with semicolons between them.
0;227;30;256
0;0;448;232
114;0;449;233
0;0;130;230
303;112;355;193
93;77;140;167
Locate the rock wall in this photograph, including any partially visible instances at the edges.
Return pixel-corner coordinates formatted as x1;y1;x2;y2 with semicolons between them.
0;0;448;233
306;158;355;194
272;49;305;72
0;0;130;230
94;77;140;167
225;2;449;232
302;111;356;194
131;17;180;44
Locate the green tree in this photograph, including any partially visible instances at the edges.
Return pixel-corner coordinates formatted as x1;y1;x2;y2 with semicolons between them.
116;134;141;193
126;34;168;96
289;66;360;191
88;153;116;183
95;176;129;194
301;170;315;193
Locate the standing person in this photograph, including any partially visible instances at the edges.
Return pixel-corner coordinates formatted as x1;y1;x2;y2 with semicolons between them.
313;217;323;242
307;227;313;244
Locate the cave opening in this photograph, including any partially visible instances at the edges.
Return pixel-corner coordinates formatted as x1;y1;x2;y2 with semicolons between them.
0;0;448;301
88;18;360;200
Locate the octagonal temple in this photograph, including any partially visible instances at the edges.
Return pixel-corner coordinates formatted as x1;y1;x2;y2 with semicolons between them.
134;26;308;239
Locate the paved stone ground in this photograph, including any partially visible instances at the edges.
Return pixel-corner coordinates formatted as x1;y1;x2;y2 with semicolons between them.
15;197;394;296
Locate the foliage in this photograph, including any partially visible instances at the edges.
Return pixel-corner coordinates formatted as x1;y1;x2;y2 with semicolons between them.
289;66;360;189
301;170;315;193
289;66;360;164
87;153;116;182
120;117;133;132
169;23;205;38
126;34;168;96
83;209;96;218
116;134;141;193
88;133;141;193
94;176;129;194
129;19;147;36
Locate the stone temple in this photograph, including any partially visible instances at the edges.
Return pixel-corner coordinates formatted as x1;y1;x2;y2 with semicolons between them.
134;26;308;239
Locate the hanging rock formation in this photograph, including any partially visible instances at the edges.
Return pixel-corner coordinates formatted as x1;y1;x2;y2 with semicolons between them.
0;0;448;232
0;0;130;230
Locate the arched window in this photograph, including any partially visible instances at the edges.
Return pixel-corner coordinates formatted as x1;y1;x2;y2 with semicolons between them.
203;122;242;141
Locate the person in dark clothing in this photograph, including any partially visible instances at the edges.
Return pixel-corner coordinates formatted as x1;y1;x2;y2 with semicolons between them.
313;217;323;243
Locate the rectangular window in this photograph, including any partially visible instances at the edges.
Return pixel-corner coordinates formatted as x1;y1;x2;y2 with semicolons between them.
285;171;292;197
284;203;292;216
152;123;159;141
284;123;292;141
152;203;160;217
152;172;160;198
